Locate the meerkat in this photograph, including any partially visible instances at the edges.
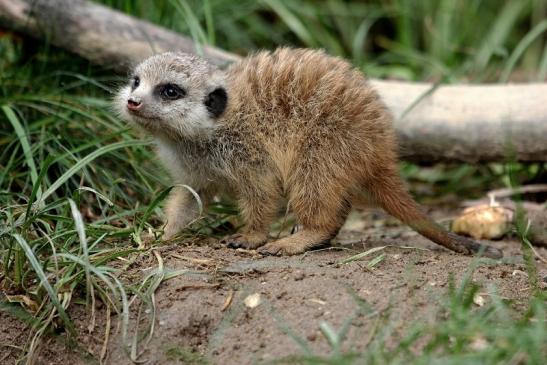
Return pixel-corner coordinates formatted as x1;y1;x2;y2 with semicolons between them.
115;48;502;259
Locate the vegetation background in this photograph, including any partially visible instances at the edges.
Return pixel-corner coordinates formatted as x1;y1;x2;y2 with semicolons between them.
0;0;545;363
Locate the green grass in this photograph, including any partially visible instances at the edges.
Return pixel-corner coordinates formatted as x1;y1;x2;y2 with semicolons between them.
267;275;546;365
0;0;546;363
99;0;547;82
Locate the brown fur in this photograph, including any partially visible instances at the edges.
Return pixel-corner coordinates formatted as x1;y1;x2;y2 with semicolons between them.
118;48;502;259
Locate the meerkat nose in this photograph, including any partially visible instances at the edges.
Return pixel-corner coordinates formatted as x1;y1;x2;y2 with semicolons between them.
127;98;142;111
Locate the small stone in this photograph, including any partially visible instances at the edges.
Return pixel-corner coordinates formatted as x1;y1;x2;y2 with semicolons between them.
294;271;305;281
244;293;262;308
306;332;317;341
473;294;485;307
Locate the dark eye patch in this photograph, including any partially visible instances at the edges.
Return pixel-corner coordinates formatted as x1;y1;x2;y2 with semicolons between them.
205;87;228;118
156;83;186;100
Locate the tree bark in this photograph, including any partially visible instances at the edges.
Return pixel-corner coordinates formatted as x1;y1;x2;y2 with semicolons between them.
1;0;546;162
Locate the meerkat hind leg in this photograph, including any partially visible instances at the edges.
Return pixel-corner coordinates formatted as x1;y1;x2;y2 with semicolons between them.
259;180;350;256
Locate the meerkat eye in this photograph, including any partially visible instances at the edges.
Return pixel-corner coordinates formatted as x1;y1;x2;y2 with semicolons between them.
159;84;186;100
132;76;140;89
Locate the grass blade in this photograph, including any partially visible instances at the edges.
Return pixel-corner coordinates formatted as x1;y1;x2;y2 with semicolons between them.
500;19;547;82
56;253;130;343
3;104;42;200
264;0;316;47
473;0;527;72
68;199;93;311
37;139;147;205
13;234;75;335
134;186;174;244
338;246;386;265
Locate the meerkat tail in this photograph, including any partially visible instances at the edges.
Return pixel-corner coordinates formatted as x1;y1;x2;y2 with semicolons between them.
364;175;503;259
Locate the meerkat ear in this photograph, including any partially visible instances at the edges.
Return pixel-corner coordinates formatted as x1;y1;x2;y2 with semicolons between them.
204;87;228;118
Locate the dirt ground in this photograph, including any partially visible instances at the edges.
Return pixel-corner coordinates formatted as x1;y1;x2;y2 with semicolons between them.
1;208;546;365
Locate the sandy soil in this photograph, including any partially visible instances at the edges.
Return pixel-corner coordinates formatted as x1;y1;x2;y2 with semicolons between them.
1;209;546;365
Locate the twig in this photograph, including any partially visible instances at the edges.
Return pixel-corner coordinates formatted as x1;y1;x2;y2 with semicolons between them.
487;184;547;202
169;253;213;265
221;289;234;312
100;303;111;364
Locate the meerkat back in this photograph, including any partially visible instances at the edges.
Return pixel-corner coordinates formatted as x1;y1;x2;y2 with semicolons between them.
221;48;501;258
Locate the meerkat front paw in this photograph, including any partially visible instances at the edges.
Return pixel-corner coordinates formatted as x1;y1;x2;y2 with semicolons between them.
163;222;183;240
162;213;196;240
222;232;268;250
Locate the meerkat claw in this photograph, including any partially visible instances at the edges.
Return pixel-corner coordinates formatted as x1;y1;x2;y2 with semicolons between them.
221;233;242;248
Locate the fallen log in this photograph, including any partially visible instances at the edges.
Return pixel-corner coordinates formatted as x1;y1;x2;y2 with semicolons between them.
1;0;546;162
371;80;547;162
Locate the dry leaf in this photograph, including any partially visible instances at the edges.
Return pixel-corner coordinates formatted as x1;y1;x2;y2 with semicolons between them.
6;294;39;313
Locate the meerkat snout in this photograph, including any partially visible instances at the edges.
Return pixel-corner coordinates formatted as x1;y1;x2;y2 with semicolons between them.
115;52;228;139
127;97;142;111
126;76;144;112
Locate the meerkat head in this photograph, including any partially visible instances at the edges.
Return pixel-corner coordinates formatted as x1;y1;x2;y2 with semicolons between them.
115;52;228;139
